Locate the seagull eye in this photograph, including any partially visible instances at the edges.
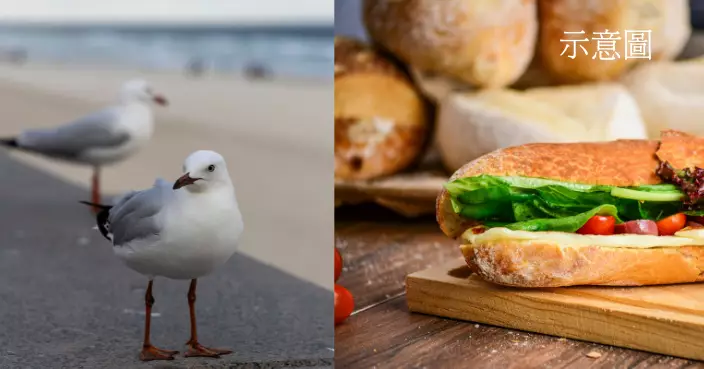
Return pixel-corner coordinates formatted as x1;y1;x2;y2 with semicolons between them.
207;165;215;172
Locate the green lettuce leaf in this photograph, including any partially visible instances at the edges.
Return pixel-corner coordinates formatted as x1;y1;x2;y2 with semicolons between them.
445;175;687;232
503;204;621;232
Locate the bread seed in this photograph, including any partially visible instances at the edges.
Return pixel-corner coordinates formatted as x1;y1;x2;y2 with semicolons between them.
586;351;602;359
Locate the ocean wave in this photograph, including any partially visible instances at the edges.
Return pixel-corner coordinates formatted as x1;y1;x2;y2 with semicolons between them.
0;25;334;79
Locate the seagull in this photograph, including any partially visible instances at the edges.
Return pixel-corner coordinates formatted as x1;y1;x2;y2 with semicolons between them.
0;79;168;211
80;150;244;361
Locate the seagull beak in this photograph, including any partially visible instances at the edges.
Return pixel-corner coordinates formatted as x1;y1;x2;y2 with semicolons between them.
173;173;199;190
153;94;168;106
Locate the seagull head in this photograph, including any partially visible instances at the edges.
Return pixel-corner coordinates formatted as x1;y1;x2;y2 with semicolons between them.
120;79;168;106
173;150;232;192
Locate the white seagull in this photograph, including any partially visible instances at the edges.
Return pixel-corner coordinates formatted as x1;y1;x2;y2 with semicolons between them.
0;79;168;210
81;150;244;361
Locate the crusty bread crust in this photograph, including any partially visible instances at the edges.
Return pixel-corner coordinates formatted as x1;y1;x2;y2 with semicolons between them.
538;0;636;83
461;240;704;287
447;139;662;186
657;129;704;170
537;0;691;83
363;0;538;88
334;36;430;181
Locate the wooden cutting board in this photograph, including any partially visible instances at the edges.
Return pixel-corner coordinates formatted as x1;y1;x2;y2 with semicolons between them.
335;148;448;217
406;259;704;361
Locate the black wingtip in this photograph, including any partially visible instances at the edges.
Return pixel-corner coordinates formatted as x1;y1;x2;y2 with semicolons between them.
0;137;18;147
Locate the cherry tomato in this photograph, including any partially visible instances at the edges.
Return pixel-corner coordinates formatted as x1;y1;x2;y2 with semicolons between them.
656;213;687;236
334;284;354;326
334;248;343;282
576;215;615;235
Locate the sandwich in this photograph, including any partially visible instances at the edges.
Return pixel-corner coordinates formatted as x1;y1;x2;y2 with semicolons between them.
436;130;704;287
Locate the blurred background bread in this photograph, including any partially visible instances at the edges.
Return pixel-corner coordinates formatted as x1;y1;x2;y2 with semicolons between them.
436;89;586;172
538;0;636;83
621;60;704;138
524;83;647;141
538;0;690;83
334;36;430;181
359;0;691;100
333;0;704;214
639;0;691;60
362;0;539;89
435;83;647;171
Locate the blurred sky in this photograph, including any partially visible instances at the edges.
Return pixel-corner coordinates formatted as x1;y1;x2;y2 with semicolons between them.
0;0;333;25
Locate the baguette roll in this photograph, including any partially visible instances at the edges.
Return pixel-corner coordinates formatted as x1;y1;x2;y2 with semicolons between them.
334;37;430;180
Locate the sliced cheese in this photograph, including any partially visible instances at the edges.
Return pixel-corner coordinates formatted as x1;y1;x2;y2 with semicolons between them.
435;84;648;172
462;227;704;248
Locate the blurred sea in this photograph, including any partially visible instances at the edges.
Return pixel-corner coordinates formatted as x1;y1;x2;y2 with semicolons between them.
0;24;334;79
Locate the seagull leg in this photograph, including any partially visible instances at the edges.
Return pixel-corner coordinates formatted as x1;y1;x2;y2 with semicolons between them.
90;166;101;214
139;280;179;361
184;279;233;358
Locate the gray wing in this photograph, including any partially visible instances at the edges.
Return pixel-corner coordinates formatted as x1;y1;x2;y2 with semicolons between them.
17;107;130;158
109;181;171;246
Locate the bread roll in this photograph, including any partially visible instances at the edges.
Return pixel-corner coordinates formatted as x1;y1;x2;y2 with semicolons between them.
363;0;538;89
538;0;636;83
435;83;647;172
621;61;704;138
634;0;690;61
524;83;647;141
334;37;429;181
539;0;690;83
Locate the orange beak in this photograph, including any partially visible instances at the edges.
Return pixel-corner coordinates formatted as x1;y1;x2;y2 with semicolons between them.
173;173;200;190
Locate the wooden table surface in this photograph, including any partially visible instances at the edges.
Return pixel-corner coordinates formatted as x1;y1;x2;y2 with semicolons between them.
334;205;704;369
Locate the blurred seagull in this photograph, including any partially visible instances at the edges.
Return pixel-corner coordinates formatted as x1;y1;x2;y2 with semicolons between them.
80;150;244;361
0;79;168;210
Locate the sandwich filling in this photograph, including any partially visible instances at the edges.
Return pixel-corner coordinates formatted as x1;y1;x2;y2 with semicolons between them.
445;167;704;238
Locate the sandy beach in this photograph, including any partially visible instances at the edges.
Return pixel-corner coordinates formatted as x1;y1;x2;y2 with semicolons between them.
0;63;333;290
